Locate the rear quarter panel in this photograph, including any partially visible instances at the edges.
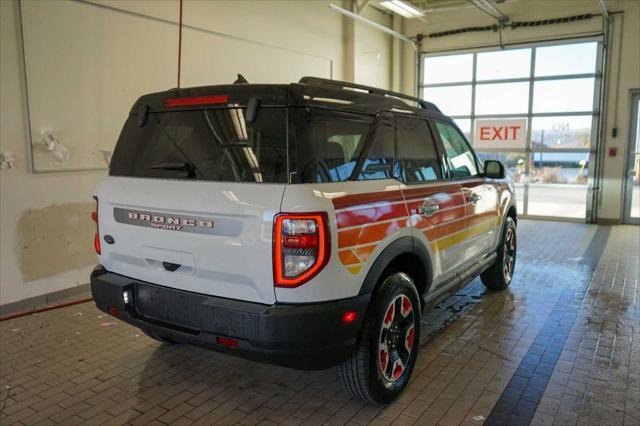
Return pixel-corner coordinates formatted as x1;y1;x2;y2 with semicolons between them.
277;179;412;303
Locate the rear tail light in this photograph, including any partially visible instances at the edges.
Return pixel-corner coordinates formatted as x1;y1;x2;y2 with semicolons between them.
92;196;101;255
216;337;238;349
273;213;330;287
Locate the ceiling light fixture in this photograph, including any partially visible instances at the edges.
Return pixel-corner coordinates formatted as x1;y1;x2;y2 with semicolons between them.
379;0;424;18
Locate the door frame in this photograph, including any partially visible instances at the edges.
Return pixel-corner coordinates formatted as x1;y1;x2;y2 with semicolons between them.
622;89;640;224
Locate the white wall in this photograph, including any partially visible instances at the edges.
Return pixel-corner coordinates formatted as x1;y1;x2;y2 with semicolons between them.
0;0;398;306
402;0;640;222
355;6;393;89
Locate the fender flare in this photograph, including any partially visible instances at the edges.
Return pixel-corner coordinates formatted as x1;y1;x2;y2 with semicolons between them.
357;236;433;298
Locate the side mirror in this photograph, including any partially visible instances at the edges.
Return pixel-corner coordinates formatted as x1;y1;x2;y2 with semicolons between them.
246;97;262;123
484;160;506;179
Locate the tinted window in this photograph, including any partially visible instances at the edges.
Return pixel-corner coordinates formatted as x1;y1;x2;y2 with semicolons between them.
397;117;441;183
357;121;396;181
289;108;372;183
110;108;287;182
435;121;479;178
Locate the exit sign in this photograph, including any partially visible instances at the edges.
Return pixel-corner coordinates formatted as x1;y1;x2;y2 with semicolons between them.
474;118;527;149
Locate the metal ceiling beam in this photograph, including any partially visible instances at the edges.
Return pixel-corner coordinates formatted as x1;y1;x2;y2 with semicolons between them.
329;3;417;51
468;0;509;23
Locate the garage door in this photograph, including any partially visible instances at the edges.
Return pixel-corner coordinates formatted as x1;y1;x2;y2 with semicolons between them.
421;39;601;221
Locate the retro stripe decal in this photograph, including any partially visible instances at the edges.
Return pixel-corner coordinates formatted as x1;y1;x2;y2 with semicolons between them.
332;188;498;275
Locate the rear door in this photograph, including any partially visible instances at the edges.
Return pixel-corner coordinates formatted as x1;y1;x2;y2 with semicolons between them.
97;106;289;304
433;120;500;264
396;116;466;285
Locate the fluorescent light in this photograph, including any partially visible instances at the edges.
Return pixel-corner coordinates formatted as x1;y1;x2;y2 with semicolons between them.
380;0;424;18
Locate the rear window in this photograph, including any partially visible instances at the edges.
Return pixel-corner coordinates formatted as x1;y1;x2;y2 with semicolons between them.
110;108;288;183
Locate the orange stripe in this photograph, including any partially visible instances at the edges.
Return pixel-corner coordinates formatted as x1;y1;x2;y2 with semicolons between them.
425;219;467;240
338;250;360;265
353;244;376;262
415;204;467;230
338;219;406;248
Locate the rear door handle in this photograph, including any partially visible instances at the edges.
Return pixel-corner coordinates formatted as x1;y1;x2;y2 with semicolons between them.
469;194;481;204
418;202;439;217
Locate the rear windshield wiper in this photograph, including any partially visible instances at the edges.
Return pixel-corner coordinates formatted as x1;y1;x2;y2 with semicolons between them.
151;162;197;178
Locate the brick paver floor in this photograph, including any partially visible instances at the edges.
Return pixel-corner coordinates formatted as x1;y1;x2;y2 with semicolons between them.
1;220;638;425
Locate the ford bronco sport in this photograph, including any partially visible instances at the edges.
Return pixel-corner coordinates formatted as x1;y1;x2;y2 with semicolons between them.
90;76;517;404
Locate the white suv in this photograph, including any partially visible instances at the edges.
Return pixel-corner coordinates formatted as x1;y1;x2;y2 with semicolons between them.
91;77;517;404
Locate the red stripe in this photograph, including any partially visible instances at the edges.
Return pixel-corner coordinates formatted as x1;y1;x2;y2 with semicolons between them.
402;183;461;200
336;202;408;229
331;190;404;210
0;297;93;322
405;192;466;214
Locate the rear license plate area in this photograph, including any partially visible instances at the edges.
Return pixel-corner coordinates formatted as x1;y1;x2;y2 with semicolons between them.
134;283;206;331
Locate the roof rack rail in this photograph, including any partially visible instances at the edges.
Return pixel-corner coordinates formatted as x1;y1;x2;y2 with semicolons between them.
299;76;440;112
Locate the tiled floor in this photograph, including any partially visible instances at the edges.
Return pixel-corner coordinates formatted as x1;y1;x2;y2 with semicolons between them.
1;220;638;426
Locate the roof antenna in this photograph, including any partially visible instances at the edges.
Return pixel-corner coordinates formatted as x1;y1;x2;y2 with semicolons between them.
234;74;249;84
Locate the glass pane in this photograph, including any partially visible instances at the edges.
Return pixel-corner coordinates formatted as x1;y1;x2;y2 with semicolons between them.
476;48;531;80
423;54;473;84
357;124;395;181
631;152;640;219
436;121;478;178
630;99;640;219
477;152;527;182
531;116;593;149
454;119;471;140
530;152;589;185
289;109;372;183
529;152;589;218
475;82;529;115
477;152;526;213
397;117;441;183
423;85;472;116
110;109;288;183
535;42;598;77
533;78;595;113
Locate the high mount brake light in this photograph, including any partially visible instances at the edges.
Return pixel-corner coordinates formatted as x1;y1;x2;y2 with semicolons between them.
273;213;330;288
92;196;101;255
164;95;229;107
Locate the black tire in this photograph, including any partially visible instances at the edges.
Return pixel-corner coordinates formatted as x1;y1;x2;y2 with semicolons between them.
339;272;421;405
142;329;180;344
481;216;517;291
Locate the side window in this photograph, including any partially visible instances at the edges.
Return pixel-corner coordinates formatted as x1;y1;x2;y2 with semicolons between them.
289;108;372;183
357;122;396;181
435;121;479;178
397;117;441;183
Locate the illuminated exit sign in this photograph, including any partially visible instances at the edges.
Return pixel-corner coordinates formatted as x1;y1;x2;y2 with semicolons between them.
474;118;527;149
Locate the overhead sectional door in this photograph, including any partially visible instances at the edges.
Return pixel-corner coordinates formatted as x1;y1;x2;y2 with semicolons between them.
421;39;602;221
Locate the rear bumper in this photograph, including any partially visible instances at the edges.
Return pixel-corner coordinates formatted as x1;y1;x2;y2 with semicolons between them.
90;266;369;369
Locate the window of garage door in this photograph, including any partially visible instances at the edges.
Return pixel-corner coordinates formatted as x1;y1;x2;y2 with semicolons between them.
421;39;602;221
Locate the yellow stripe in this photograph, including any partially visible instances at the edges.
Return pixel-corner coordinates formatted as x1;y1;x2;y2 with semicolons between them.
341;216;500;274
347;266;362;275
431;217;499;253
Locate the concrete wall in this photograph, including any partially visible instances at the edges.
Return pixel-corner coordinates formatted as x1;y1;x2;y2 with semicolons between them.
0;0;396;306
402;0;640;223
